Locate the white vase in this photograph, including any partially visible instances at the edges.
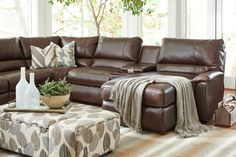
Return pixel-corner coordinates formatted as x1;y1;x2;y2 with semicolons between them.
16;67;29;108
25;73;40;109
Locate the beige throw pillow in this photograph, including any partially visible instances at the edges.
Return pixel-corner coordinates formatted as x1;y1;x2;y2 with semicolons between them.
52;41;76;67
30;43;56;69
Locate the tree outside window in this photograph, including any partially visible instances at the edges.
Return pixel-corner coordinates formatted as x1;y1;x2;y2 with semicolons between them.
52;0;122;37
142;0;168;45
0;0;31;37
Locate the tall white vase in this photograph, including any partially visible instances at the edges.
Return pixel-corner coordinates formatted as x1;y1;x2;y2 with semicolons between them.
25;73;40;109
16;67;29;108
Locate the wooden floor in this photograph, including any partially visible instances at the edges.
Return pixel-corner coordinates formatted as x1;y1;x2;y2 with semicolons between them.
224;89;236;97
0;89;236;157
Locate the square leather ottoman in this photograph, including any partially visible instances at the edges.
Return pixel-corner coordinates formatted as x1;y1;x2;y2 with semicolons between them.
0;102;120;157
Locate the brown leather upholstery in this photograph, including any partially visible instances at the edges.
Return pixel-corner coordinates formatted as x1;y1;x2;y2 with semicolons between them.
192;71;224;82
0;77;8;93
0;69;52;91
102;80;176;108
0;36;226;132
94;37;142;61
194;74;224;122
0;93;8;104
92;37;142;69
102;71;195;108
70;84;103;106
101;38;225;131
157;38;225;74
61;36;98;66
19;36;61;67
92;58;135;69
0;38;26;72
49;67;74;81
120;46;160;72
102;101;176;132
67;67;121;87
121;63;156;72
61;36;98;58
139;46;160;64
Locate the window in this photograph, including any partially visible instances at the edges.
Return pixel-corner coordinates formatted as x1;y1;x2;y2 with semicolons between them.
142;0;168;45
52;0;122;37
0;0;32;37
222;0;236;77
186;0;208;39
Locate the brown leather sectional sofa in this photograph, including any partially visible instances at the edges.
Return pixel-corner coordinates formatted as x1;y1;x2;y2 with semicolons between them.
0;36;225;133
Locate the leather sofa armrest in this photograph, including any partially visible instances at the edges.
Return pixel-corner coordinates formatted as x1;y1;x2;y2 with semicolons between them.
121;63;156;72
192;71;224;82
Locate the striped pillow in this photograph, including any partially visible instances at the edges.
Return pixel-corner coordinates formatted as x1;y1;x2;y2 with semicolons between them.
52;41;76;67
30;43;56;68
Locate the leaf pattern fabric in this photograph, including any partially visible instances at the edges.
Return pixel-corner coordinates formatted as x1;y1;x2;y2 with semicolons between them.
52;41;76;67
0;103;120;157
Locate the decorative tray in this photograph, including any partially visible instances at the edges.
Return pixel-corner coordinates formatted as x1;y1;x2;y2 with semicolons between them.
4;101;72;114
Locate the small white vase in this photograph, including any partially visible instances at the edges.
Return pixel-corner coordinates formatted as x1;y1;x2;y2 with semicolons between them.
16;67;29;108
25;73;40;109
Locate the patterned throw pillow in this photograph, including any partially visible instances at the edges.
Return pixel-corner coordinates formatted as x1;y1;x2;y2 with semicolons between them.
30;43;56;69
52;41;76;67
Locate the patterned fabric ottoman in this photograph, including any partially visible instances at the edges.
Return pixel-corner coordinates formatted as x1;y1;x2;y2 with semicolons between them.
0;102;120;157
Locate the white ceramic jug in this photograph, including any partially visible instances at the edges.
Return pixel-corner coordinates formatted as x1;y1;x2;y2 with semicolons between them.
15;67;29;108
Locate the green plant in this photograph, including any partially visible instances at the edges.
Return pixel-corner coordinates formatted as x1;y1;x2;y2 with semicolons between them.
39;78;72;96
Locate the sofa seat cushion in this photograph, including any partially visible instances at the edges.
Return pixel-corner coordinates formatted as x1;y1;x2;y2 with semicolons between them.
48;67;75;81
101;72;196;108
0;69;52;91
67;67;122;87
102;79;175;108
0;77;8;93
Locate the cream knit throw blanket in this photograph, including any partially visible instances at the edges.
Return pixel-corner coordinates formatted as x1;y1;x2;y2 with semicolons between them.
109;75;211;138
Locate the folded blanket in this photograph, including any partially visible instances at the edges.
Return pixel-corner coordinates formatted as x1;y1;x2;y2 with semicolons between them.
109;75;211;138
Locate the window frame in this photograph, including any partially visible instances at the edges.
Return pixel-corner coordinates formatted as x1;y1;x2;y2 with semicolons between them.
34;0;236;89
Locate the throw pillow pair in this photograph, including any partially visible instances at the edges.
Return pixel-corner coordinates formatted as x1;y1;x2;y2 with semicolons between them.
30;41;76;68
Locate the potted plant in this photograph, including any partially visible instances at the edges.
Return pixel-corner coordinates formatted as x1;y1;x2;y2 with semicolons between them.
39;78;72;109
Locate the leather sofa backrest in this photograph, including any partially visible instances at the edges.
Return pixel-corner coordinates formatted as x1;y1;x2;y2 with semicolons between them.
19;36;61;68
92;37;142;69
0;38;26;72
157;38;225;74
61;36;98;66
139;46;160;64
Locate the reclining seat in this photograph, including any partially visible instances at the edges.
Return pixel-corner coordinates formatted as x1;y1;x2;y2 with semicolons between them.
67;37;142;105
156;38;225;123
101;38;225;133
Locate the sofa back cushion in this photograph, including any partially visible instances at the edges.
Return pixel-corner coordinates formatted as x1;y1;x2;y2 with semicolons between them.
157;38;225;74
0;38;26;72
61;36;98;66
92;37;142;69
19;36;61;68
139;46;160;64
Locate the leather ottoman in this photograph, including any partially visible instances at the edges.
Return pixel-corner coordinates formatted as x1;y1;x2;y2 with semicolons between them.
0;102;120;157
101;78;177;133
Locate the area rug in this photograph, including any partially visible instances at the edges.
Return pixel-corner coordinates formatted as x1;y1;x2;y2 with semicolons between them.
105;126;236;157
1;126;236;157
